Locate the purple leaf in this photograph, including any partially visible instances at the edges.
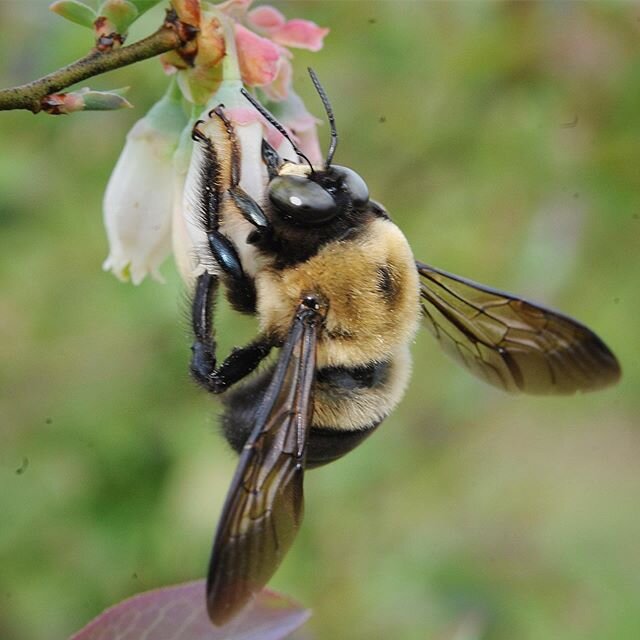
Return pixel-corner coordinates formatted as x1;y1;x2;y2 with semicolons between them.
69;580;310;640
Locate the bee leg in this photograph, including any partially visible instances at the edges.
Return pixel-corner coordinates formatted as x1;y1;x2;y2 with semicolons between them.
190;272;271;393
193;336;272;394
210;105;273;240
228;187;270;235
193;109;259;313
261;138;281;180
193;109;256;252
204;230;256;313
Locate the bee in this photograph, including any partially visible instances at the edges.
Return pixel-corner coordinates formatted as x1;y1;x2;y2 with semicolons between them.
187;70;621;625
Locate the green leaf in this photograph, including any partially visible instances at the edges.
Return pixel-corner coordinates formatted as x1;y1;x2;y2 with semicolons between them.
97;0;139;34
49;0;97;28
128;0;163;16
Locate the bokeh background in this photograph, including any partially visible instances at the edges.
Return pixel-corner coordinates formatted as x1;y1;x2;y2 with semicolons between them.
1;2;639;639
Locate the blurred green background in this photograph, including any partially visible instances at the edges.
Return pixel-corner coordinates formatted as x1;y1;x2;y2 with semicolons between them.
1;2;639;639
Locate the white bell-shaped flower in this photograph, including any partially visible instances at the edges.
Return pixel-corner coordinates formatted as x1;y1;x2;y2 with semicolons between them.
171;128;195;285
103;81;187;284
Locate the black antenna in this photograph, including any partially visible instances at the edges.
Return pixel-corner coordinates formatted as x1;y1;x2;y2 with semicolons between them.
240;88;314;173
307;67;338;168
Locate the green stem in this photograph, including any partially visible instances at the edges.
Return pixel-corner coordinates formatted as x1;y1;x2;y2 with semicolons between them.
220;13;241;82
0;17;190;114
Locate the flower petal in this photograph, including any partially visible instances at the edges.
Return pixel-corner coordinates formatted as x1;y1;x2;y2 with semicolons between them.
102;121;174;284
274;136;296;163
262;55;291;102
235;23;281;87
225;105;261;126
292;125;323;167
103;87;185;284
248;5;285;31
271;19;329;52
218;0;253;21
236;118;269;202
271;90;323;165
171;169;197;286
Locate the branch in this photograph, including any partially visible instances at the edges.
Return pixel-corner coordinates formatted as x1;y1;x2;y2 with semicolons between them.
0;12;194;114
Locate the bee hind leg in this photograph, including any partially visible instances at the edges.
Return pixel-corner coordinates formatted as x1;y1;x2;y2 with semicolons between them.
190;272;272;394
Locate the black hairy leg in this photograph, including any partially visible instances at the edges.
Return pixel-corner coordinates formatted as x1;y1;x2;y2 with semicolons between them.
205;231;257;314
192;113;258;313
190;272;272;394
210;106;271;238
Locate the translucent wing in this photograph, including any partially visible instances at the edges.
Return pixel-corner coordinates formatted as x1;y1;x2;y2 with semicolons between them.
417;260;620;394
206;302;322;626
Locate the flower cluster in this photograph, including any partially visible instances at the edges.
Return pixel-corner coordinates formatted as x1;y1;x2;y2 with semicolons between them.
103;0;328;284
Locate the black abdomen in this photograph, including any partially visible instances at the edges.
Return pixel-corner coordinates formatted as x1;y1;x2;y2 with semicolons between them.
220;362;388;468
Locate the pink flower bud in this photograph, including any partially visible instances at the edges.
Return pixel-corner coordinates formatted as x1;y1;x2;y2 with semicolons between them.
272;90;323;166
261;55;291;102
270;19;329;52
248;7;329;53
247;5;285;30
235;23;281;87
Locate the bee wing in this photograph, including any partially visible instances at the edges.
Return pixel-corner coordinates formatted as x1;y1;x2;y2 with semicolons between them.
206;303;321;626
417;260;620;394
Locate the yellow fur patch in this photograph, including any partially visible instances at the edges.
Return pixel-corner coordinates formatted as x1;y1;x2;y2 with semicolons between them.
311;346;413;430
255;218;420;368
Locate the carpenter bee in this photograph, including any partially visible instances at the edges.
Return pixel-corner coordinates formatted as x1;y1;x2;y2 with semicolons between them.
187;70;620;625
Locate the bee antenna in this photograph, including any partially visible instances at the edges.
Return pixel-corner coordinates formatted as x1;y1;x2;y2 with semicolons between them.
240;88;314;174
307;67;337;169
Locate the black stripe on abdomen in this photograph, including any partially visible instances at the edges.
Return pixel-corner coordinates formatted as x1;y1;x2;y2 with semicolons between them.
306;360;391;467
315;361;391;390
221;361;391;468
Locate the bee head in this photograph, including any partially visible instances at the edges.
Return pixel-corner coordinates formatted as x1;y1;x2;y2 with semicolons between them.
267;163;369;227
241;69;370;229
267;67;370;227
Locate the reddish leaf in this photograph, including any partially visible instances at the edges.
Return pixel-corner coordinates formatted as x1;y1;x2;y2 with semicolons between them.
70;580;310;640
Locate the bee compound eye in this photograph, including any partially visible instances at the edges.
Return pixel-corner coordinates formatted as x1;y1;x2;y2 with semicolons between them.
332;165;369;207
268;175;338;226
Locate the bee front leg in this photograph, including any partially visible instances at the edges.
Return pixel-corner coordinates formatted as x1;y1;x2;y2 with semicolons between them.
192;114;259;313
190;272;272;394
210;105;272;240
